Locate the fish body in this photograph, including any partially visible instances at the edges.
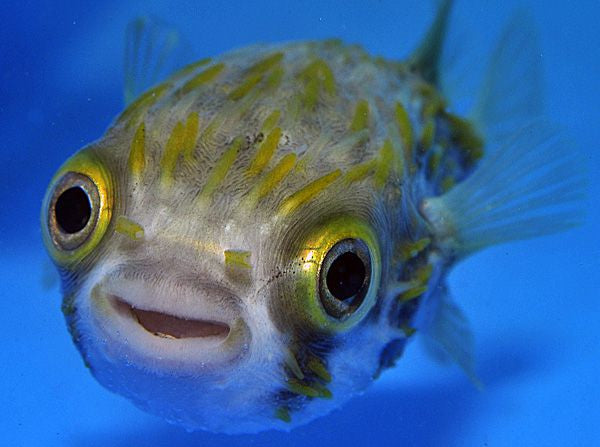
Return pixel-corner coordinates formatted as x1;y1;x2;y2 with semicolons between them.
41;2;583;433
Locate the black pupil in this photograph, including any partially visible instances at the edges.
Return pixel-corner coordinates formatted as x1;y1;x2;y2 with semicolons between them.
55;187;92;234
326;251;366;301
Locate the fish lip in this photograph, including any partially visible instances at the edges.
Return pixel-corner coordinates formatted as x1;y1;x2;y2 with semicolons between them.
110;295;232;341
86;277;250;373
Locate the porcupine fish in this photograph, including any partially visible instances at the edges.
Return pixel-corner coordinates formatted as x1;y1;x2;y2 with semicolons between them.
40;0;584;433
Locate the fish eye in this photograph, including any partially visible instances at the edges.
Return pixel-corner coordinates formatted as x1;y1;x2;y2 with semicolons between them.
47;172;101;251
319;238;372;320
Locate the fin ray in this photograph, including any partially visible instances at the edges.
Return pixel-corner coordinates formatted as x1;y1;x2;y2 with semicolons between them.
418;284;481;387
124;16;192;105
470;10;544;142
421;122;586;257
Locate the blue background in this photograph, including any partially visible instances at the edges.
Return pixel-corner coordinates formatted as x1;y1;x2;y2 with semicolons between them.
1;1;598;446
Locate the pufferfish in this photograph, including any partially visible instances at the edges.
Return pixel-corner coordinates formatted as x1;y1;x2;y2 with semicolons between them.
41;0;583;434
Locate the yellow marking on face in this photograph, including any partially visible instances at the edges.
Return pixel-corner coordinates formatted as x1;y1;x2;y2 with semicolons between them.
374;140;394;189
298;59;336;108
172;57;211;79
286;378;321;398
401;324;417;337
413;263;433;285
114;216;144;241
228;53;284;100
284;349;305;380
182;112;200;161
229;72;264;100
420;119;436;151
245;153;297;207
197;136;243;203
400;237;431;260
441;175;456;192
249;52;284;75
178;63;225;95
350;99;370;132
262;110;281;132
160;121;186;187
199;117;220;146
120;82;171;128
307;357;332;382
423;95;446;119
343;158;378;184
264;66;284;90
128;122;146;180
445;112;484;162
247;127;282;177
427;147;443;175
395;102;414;171
224;249;252;269
398;285;428;302
275;407;292;423
278;169;341;216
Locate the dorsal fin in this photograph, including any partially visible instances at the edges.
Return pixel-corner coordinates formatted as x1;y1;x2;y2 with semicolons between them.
470;10;545;143
408;0;454;86
417;283;482;388
124;16;192;105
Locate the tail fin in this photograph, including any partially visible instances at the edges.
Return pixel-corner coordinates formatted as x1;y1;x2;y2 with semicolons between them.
421;122;586;258
421;11;586;259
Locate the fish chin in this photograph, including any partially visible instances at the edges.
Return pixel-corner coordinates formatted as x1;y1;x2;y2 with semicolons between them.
69;270;323;433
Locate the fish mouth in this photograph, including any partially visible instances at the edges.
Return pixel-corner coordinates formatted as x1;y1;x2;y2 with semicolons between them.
112;297;231;340
85;277;249;373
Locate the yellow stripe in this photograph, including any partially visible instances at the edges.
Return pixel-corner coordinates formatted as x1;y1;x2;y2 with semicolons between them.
350;99;370;132
275;407;291;423
307;357;331;382
160;121;186;187
128;122;146;179
374;140;394;189
278;170;341;216
343;158;377;184
398;285;428;302
114;216;144;241
249;52;284;75
172;57;211;78
246;153;297;207
400;237;431;260
119;82;171;127
229;53;284;100
298;59;336;109
311;60;336;94
262;110;281;132
395;102;414;170
197;137;243;203
247;127;281;177
420;119;436;151
182;112;200;161
264;66;284;90
179;63;225;95
229;72;264;100
224;250;252;269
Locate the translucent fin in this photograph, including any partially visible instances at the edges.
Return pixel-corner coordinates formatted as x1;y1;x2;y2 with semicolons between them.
421;122;586;258
408;0;454;86
470;11;544;142
420;284;481;387
41;258;58;291
124;16;192;105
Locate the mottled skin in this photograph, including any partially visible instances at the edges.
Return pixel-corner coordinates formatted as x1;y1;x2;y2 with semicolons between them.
43;37;481;432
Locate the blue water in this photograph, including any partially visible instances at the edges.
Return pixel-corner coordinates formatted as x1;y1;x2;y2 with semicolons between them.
2;1;599;445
